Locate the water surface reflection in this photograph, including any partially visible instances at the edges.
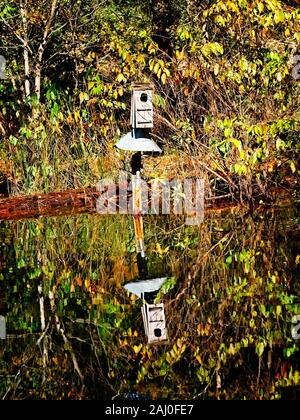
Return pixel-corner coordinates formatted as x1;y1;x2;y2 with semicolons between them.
0;205;299;399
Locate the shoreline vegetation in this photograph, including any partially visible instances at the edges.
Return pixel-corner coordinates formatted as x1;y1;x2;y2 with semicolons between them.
0;0;300;401
0;205;299;399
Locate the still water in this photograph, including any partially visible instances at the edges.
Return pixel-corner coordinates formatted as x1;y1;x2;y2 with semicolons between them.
0;205;299;399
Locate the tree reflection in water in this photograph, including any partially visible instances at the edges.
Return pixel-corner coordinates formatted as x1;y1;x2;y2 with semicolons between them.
0;206;299;399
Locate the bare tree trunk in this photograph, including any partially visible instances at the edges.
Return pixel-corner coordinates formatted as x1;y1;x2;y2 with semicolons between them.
49;290;84;384
37;283;49;384
34;0;58;102
20;0;30;98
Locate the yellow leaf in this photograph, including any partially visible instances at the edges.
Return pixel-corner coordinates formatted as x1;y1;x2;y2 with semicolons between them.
153;62;160;75
229;138;243;153
239;85;245;94
196;354;203;364
156;242;163;255
148;43;157;54
215;15;225;26
290;161;296;173
164;68;170;77
161;73;167;84
214;63;219;75
74;110;80;123
88;81;95;90
274;11;285;24
116;73;126;83
227;1;238;12
79;91;89;103
149;59;154;71
176;50;184;61
133;344;142;354
257;2;264;13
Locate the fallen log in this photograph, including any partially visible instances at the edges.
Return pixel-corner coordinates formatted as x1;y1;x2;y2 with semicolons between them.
0;186;291;222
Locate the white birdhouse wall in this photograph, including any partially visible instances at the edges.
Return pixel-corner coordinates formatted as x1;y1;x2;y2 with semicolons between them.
142;303;168;344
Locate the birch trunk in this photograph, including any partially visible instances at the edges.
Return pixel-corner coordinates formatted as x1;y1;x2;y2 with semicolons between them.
34;0;58;102
20;1;30;98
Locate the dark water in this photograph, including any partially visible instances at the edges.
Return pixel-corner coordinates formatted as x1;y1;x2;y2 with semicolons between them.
0;205;299;399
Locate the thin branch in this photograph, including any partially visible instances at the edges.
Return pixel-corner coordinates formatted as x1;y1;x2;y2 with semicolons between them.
0;16;25;45
49;290;84;384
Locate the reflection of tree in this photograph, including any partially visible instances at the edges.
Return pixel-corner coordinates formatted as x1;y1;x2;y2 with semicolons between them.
161;209;300;398
0;208;299;399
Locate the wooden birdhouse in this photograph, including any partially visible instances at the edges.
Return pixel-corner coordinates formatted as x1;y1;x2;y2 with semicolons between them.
141;302;168;345
115;82;161;152
130;83;154;129
124;277;168;345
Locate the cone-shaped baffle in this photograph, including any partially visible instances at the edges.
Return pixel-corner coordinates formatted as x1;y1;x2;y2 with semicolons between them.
124;277;168;299
115;129;162;153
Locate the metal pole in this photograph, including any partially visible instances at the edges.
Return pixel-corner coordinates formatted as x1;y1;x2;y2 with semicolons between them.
131;152;148;278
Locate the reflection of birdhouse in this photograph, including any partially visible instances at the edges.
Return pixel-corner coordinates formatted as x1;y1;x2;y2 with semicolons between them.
0;315;6;339
142;303;168;345
124;277;168;345
130;83;153;129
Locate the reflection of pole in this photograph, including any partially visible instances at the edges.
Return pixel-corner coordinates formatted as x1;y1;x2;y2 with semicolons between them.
131;152;148;278
0;315;5;340
128;152;168;344
0;283;6;339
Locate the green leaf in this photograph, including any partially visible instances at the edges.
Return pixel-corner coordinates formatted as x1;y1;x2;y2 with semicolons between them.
256;342;265;358
226;255;233;265
244;260;250;274
154;277;177;303
8;135;19;146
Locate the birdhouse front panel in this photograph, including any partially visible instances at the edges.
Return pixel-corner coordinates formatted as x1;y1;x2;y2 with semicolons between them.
142;303;168;344
131;89;153;128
